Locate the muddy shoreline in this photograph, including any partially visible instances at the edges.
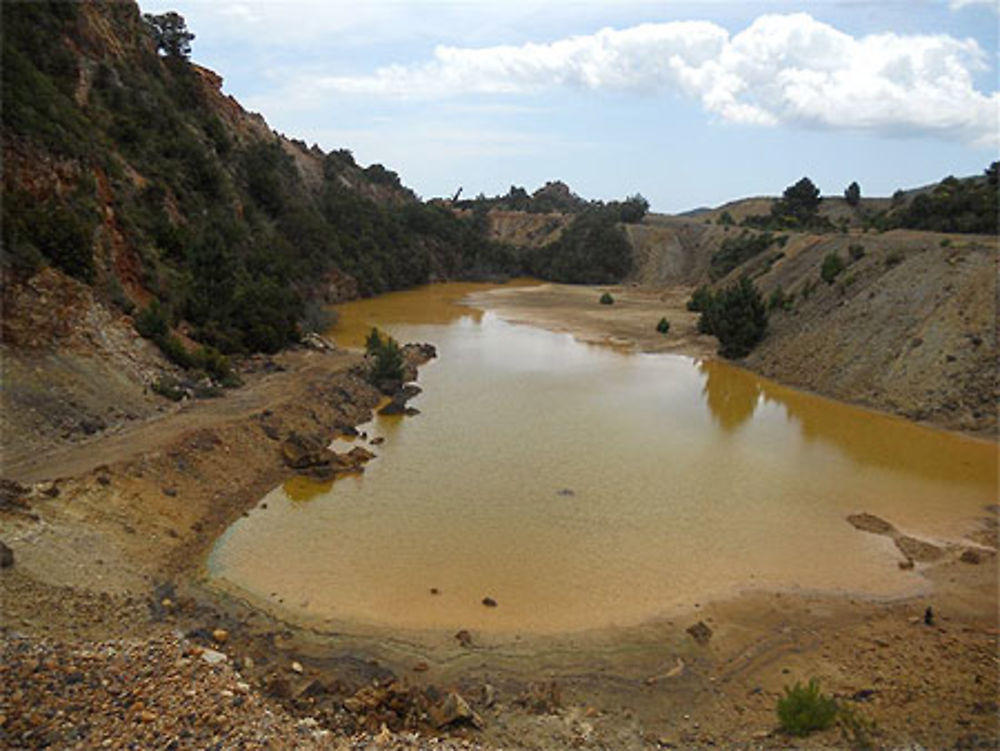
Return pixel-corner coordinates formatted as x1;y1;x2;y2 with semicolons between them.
2;289;998;749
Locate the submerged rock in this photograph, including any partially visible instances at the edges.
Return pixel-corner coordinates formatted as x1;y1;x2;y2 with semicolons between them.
686;620;713;646
895;535;945;562
847;513;896;536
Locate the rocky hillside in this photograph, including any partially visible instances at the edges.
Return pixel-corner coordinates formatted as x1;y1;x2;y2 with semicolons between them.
1;1;518;356
622;179;998;435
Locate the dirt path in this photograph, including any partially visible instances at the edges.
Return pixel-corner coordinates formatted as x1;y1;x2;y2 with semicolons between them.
3;350;360;485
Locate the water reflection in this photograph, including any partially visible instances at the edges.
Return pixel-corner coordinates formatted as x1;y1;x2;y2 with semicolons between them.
699;359;761;431
330;279;540;349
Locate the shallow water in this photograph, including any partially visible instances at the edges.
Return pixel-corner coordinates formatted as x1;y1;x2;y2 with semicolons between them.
208;282;997;634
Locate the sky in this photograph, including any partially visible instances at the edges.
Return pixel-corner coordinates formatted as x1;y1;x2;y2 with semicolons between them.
141;0;999;213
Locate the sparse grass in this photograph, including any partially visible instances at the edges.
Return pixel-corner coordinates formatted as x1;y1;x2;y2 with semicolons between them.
885;250;905;267
776;679;838;737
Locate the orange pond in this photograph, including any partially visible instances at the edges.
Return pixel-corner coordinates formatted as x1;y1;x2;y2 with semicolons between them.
207;281;998;634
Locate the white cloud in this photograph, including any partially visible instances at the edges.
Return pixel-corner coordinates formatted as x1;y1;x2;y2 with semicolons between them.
306;12;999;147
949;0;999;12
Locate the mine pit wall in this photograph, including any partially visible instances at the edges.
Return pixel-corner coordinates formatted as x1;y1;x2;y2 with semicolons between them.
622;216;997;437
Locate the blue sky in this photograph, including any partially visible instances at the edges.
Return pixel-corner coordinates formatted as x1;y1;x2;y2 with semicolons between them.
142;0;999;212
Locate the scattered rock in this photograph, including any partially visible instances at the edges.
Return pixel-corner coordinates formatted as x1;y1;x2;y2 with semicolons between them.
556;488;575;496
482;683;497;708
898;558;915;570
429;691;484;729
0;478;29;509
455;629;473;648
429;587;439;595
162;487;177;497
281;432;333;469
200;648;227;665
960;549;982;564
847;513;896;536
515;681;562;714
290;661;304;674
212;628;229;644
686;621;713;646
379;385;423;415
412;661;429;672
482;597;498;608
370;436;385;445
0;541;14;568
924;606;935;626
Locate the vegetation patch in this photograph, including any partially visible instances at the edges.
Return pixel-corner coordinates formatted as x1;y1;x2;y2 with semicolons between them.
776;679;838;737
656;317;670;334
820;252;846;284
599;292;615;305
693;278;768;359
365;328;404;385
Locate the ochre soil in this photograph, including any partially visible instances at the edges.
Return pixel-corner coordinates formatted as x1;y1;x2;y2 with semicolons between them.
1;298;997;750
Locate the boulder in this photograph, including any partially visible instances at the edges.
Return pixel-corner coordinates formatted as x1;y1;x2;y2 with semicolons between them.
281;432;333;469
429;691;483;730
379;385;423;416
0;541;13;568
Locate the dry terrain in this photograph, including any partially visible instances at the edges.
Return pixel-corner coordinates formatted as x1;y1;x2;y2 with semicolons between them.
2;270;997;750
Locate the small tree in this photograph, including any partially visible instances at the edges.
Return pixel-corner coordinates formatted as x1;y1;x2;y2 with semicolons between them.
844;181;861;207
698;278;768;359
656;317;670;334
772;177;822;226
821;252;845;284
143;12;195;59
365;328;404;384
599;292;614;305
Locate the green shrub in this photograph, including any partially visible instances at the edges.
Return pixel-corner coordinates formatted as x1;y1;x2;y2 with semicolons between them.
687;285;712;312
776;679;838;737
365;327;404;384
768;285;791;312
656;317;670;334
709;231;774;280
697;277;768;359
134;300;170;339
801;278;819;300
884;250;905;267
599;292;614;305
821;252;845;284
848;243;866;261
151;376;185;401
939;238;951;248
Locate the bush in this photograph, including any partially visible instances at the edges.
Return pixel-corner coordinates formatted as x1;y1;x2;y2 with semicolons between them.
656;317;670;334
709;231;774;281
777;679;838;737
768;285;793;312
600;292;614;305
697;278;769;359
821;252;845;284
884;250;905;267
848;243;866;261
687;285;713;312
365;327;404;384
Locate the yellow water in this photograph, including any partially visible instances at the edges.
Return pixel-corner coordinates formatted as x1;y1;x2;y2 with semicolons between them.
208;282;998;634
